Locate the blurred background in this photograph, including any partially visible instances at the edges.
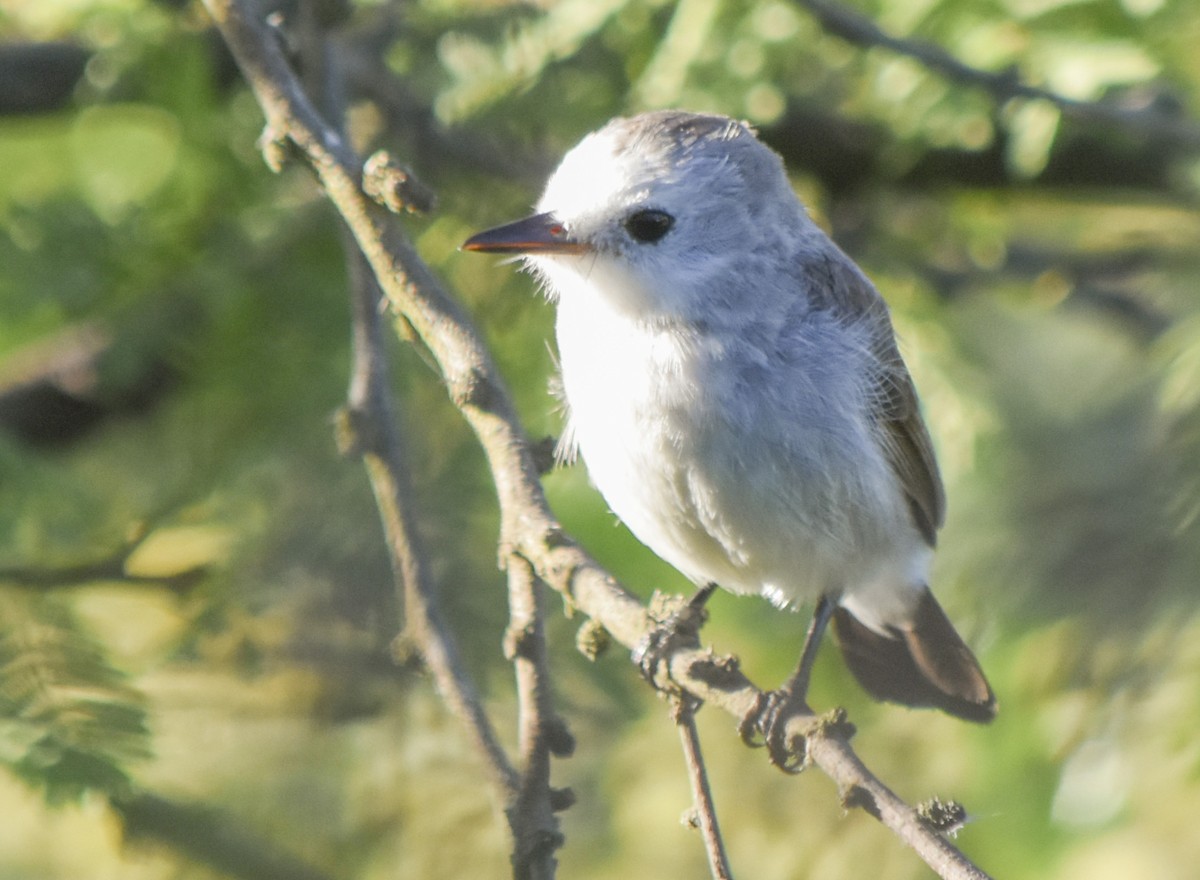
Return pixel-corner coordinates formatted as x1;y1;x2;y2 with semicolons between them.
2;0;1199;877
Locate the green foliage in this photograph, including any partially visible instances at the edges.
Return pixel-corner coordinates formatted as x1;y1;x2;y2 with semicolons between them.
0;593;150;803
2;0;1200;878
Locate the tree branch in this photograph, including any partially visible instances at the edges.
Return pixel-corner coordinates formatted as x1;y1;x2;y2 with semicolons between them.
792;0;1200;150
505;556;570;879
0;508;208;594
338;241;519;798
673;697;734;880
294;9;565;875
0;552;204;592
264;0;524;807
285;0;521;812
201;2;995;877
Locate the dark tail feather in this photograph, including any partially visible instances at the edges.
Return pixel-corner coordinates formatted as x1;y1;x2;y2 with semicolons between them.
832;590;996;723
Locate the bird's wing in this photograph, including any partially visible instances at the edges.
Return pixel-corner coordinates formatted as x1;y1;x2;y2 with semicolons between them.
813;250;946;546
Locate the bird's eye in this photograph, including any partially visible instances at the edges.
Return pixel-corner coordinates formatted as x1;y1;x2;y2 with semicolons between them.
623;209;675;244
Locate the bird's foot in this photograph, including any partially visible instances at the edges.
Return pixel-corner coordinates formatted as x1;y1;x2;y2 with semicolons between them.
738;595;837;771
738;687;812;773
633;586;715;689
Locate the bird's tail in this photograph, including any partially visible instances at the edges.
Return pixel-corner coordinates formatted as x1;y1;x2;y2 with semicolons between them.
832;589;996;723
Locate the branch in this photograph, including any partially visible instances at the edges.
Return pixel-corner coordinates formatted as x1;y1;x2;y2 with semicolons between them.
342;166;562;874
347;243;563;876
0;555;206;592
201;2;994;877
762;98;1192;199
793;0;1200;150
0;510;208;593
924;240;1174;341
293;12;563;877
504;556;571;879
673;697;734;880
338;240;518;798
285;0;521;812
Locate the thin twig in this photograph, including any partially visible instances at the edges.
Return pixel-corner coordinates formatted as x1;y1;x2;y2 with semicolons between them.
201;2;995;877
341;241;519;796
505;556;568;880
794;0;1200;149
0;552;205;592
0;505;208;593
290;0;520;804
673;698;734;880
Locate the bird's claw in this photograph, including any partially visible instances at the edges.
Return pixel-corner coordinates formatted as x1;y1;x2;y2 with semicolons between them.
633;595;708;689
739;688;811;773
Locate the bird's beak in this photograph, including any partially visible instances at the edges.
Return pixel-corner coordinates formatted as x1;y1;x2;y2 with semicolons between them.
462;212;590;255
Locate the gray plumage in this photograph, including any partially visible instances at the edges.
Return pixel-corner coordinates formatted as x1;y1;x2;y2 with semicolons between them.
465;110;994;721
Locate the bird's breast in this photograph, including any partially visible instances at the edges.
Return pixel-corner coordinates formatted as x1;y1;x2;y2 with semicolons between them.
554;289;738;581
555;291;701;491
551;275;922;606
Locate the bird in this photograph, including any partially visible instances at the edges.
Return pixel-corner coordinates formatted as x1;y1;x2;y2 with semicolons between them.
463;110;996;746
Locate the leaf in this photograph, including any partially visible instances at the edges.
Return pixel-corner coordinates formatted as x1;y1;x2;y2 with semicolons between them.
1004;99;1062;178
0;593;150;804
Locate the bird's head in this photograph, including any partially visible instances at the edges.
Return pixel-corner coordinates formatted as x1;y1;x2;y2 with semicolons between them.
464;111;815;322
